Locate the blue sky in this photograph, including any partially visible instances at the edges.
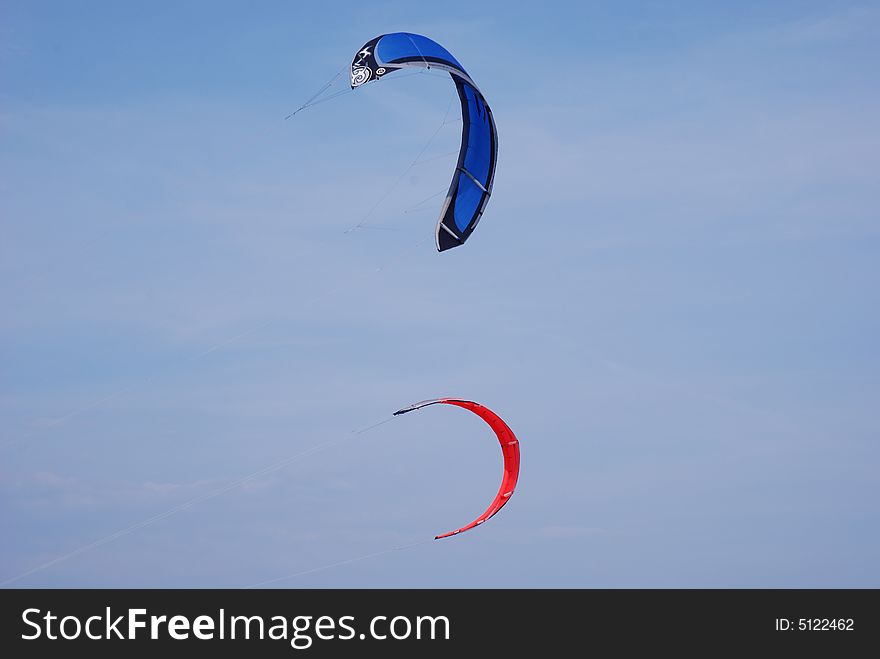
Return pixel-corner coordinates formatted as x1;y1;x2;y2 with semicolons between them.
1;0;878;587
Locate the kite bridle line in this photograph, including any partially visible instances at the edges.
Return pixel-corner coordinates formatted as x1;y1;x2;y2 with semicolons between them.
287;64;462;237
285;64;347;119
285;65;449;119
343;90;458;235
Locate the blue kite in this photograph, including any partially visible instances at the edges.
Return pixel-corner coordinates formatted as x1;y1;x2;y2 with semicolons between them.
350;33;498;252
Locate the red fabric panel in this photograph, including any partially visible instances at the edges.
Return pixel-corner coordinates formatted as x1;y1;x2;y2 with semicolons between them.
434;399;520;539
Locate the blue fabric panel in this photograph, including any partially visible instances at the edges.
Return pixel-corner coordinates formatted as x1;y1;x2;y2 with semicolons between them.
453;175;485;234
376;33;465;73
461;82;492;187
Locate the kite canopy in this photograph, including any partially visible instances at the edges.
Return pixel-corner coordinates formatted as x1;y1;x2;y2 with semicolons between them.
350;33;497;252
394;398;520;539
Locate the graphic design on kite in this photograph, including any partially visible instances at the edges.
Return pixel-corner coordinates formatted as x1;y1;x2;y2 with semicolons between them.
394;398;520;539
350;33;498;252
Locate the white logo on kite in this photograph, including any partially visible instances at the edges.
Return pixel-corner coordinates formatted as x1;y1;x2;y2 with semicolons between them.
351;66;372;87
376;67;386;75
